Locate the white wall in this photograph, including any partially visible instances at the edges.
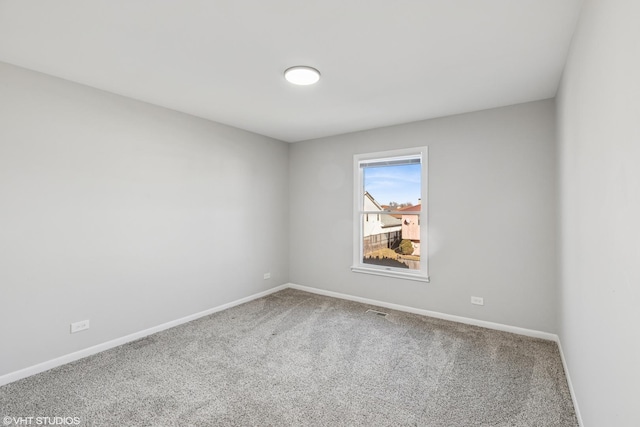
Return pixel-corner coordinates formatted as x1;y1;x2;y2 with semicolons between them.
290;100;558;333
557;0;640;425
0;62;289;376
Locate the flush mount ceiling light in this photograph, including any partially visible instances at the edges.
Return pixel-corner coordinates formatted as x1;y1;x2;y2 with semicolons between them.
284;66;321;85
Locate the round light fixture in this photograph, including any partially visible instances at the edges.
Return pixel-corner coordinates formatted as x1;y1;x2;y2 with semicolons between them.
284;66;321;85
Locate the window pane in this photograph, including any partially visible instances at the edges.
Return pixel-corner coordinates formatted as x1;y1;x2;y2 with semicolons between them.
353;147;428;281
362;162;421;271
363;163;421;209
362;213;420;271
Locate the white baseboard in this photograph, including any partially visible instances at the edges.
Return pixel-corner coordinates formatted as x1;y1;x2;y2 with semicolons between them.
556;338;584;427
0;284;288;387
287;283;559;341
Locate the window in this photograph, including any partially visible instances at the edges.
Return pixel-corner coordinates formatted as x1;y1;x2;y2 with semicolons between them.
351;147;429;282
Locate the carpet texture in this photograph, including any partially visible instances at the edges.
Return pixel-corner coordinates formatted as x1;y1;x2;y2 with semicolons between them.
0;289;578;426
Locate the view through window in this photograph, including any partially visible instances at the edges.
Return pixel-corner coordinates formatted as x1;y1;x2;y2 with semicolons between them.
352;147;428;282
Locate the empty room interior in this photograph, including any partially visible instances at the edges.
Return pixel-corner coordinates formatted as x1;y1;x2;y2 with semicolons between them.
0;0;638;426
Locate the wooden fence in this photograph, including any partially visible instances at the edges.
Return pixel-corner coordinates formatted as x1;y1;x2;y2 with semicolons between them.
363;230;401;255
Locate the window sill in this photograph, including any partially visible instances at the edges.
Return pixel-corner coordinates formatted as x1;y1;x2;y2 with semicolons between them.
350;265;430;283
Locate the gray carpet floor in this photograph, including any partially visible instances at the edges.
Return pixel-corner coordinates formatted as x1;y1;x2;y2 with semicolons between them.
1;289;578;426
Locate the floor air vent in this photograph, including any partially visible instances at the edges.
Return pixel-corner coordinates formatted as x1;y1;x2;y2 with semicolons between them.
366;309;389;318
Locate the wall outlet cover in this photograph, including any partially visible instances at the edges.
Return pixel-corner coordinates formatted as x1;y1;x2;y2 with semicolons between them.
70;319;90;333
471;296;484;306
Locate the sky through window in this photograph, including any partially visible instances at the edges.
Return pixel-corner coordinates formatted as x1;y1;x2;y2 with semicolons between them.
363;164;421;206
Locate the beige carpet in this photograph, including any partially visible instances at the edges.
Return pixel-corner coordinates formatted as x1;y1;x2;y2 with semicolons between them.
0;288;578;426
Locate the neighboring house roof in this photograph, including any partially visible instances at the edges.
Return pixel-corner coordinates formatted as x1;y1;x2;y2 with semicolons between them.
381;214;402;228
381;203;421;219
364;191;383;211
399;204;421;212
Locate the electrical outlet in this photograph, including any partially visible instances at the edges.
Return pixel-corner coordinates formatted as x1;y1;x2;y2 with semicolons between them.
263;272;271;280
471;296;484;306
70;319;90;333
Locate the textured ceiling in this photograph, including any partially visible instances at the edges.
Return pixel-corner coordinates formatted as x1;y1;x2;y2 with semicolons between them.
0;0;582;142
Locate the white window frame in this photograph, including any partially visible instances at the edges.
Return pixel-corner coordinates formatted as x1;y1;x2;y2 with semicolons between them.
351;146;429;282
